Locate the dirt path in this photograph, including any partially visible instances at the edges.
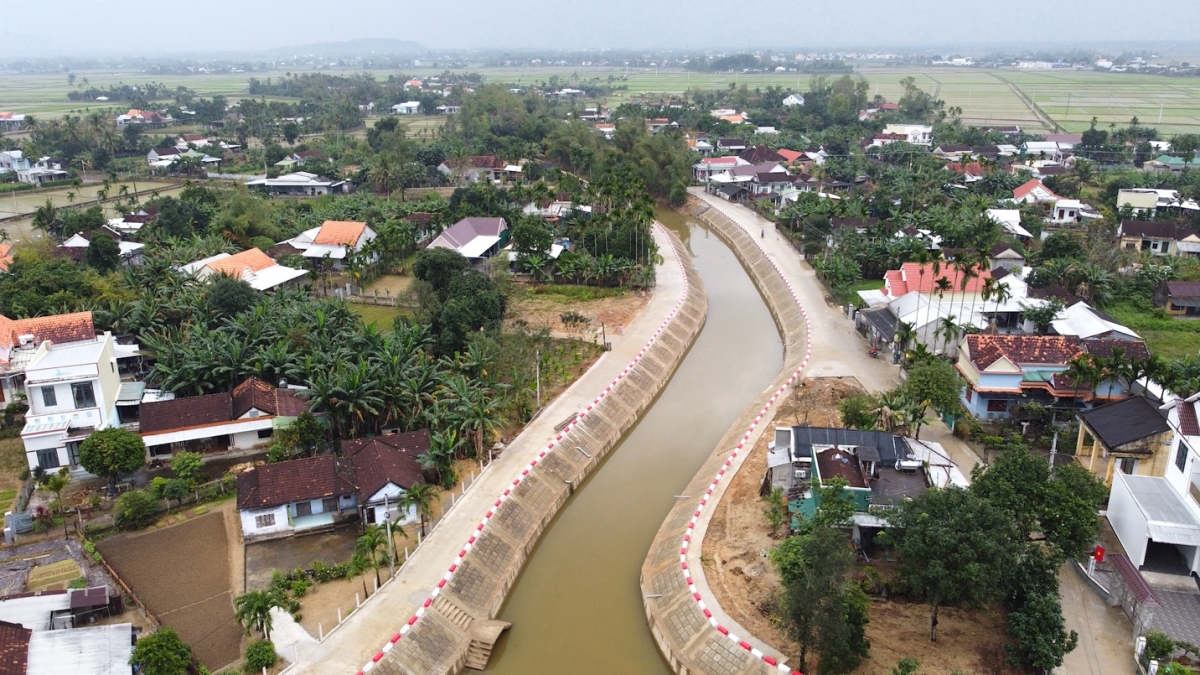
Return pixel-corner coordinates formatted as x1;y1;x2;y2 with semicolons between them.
991;74;1061;133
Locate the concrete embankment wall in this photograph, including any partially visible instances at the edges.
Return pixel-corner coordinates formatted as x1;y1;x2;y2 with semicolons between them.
640;205;810;675
367;226;708;675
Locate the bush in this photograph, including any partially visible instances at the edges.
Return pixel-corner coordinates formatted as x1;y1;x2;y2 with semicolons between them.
115;489;161;530
68;576;88;589
1146;630;1176;663
244;640;278;672
311;560;332;583
130;627;192;675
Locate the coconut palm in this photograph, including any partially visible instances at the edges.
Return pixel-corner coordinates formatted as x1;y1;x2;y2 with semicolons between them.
402;481;440;538
355;525;389;590
234;589;285;640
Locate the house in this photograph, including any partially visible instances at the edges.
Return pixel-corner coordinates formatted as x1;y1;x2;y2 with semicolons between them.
0;150;30;173
881;261;992;301
1012;178;1061;205
750;172;795;197
0;588;133;675
437;156;506;183
1051;301;1141;341
1117;188;1200;218
1154;281;1200;317
1145;155;1187;172
1076;396;1173;486
988;242;1026;272
140;376;308;458
985;208;1033;242
237;429;430;539
782;94;805;107
16;158;68;186
428;217;509;261
0;312;97;405
275;150;327;169
957;335;1146;419
1050;198;1083;223
692;156;749;181
19;333;123;474
715;184;748;204
0;112;26;134
284;220;377;269
174;134;209;150
116;109;171;128
946;161;989;183
933;144;973;160
245;171;349;197
1117;221;1199;257
57;227;145;265
716;138;747;153
645;118;673;134
180;248;308;291
436;104;461;115
146;147;181;165
1106;392;1200;577
738;145;784;165
770;426;943;535
391;101;421;115
105;207;158;235
594;123;616;140
882;124;933;146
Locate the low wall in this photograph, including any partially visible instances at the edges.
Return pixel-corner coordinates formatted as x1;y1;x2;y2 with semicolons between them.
356;225;708;675
640;204;812;675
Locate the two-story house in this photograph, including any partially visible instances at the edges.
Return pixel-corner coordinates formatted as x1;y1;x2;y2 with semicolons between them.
0;312;97;405
19;333;122;474
1106;394;1200;576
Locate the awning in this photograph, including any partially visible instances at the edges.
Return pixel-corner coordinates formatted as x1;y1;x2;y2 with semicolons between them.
1121;474;1200;546
116;382;146;406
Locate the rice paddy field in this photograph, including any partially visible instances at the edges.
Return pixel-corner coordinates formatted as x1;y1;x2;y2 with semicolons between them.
2;64;1200;135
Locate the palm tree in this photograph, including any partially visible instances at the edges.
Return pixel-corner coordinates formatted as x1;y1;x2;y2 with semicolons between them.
234;589;285;640
355;525;389;590
1065;354;1100;411
32;200;58;238
402;482;440;538
934;315;962;355
346;551;373;600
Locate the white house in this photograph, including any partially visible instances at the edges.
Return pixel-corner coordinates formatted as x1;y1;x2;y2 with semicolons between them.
0;312;98;406
1050;199;1082;223
283;220;377;270
180;248;307;291
1106;395;1200;576
428;217;509;261
436;156;506;183
58;227;145;265
16;158;68;185
985;209;1033;242
139;376;308;458
391;101;421;115
237;430;431;540
0;587;133;675
883;124;933;146
245;171;349;197
19;333;123;475
0;150;30;174
782;94;805;107
1012;178;1061;205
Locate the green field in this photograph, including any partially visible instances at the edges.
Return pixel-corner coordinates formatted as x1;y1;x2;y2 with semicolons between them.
2;65;1200;135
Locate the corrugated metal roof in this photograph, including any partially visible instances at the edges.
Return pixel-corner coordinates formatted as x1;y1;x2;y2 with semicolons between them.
26;624;131;675
1120;474;1200;547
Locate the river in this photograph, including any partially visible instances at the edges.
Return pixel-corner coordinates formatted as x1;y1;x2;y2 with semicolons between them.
483;208;784;674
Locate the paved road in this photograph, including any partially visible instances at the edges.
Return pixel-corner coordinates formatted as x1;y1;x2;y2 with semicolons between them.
690;189;983;472
1058;563;1134;675
279;225;688;674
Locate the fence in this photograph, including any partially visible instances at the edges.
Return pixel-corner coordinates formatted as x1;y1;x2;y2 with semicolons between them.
79;520;162;632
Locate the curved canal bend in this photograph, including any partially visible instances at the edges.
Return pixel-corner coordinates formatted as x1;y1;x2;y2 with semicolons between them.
484;209;784;674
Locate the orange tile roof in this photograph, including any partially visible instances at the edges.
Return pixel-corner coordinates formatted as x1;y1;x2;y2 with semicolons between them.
2;311;95;351
885;262;992;297
966;334;1083;369
0;245;11;273
205;248;276;278
776;149;804;163
314;221;368;246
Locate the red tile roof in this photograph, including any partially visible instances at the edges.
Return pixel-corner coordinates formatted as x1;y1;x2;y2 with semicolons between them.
342;433;429;499
237;455;353;510
1081;339;1150;361
0;621;30;675
204;248;276;278
0;311;95;351
776;149;804;163
314;221;368;246
946;161;987;176
232;377;308;418
1013;178;1059;201
884;262;992;297
966;335;1083;370
1178;398;1200;436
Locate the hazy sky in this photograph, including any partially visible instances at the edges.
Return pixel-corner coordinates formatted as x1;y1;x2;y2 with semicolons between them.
2;0;1196;55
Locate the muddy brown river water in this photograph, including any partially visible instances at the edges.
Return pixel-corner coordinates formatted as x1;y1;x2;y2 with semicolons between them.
483;209;784;674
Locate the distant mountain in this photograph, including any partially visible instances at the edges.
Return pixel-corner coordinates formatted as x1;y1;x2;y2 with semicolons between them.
262;38;426;58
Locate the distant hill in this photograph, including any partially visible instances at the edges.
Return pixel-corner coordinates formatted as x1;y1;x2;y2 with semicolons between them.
262;38;426;58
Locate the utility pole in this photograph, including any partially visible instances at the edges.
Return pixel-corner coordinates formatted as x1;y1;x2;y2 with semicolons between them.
383;494;395;579
535;348;541;409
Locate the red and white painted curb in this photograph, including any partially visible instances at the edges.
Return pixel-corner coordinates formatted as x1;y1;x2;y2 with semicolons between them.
354;225;697;674
675;218;809;675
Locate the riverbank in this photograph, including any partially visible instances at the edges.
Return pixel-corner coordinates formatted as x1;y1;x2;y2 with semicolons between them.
279;223;706;675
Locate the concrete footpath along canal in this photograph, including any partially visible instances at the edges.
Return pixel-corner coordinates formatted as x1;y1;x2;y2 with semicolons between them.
282;223;707;675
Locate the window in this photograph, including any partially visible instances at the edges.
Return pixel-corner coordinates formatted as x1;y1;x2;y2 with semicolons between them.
71;382;96;409
41;387;57;408
986;399;1008;412
322;497;337;513
965;387;974;402
257;429;273;439
1177;442;1190;473
66;442;80;467
255;513;275;529
294;501;312;517
1119;458;1138;475
36;449;59;469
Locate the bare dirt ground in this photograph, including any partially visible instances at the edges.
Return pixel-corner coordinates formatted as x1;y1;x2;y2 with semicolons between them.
298;576;364;637
506;287;650;340
703;376;867;654
704;376;1021;674
364;274;413;297
97;505;244;671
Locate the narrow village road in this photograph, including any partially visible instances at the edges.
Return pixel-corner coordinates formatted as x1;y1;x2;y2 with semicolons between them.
1057;563;1134;675
689;189;983;472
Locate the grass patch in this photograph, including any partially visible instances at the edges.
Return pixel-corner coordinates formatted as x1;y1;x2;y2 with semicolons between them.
523;284;627;302
349;303;411;331
0;437;25;492
841;279;885;306
1104;301;1200;361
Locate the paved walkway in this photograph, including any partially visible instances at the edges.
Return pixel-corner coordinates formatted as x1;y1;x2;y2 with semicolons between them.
281;226;687;674
690;190;984;471
1150;590;1200;647
1058;563;1134;675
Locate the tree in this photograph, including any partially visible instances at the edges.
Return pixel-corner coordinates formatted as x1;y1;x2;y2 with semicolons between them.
234;589;285;640
129;627;192;675
205;275;258;319
282;121;300;145
511;220;554;257
169;451;203;487
433;271;507;355
79;427;146;490
762;487;788;536
900;359;961;419
1021;297;1065;334
38;469;70;513
413;248;471;302
402;481;440;537
838;394;877;430
885;487;1019;641
115;489;160;530
85;232;121;272
356;525;389;589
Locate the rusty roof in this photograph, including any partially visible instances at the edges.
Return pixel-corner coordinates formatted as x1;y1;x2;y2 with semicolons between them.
139;392;232;435
0;621;29;675
0;311;95;350
236;455;354;510
232;377;308;418
313;221;368;246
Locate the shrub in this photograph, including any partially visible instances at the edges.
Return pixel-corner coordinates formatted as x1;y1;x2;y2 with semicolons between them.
68;576;88;589
244;640;278;672
130;627;192;675
1146;630;1176;663
115;489;161;530
312;560;332;583
290;579;309;597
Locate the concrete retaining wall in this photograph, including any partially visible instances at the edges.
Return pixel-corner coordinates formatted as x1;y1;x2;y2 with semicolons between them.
640;205;812;675
360;225;708;675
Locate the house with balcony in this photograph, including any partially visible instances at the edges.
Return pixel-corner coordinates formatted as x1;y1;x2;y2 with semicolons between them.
19;333;122;474
1076;395;1174;486
237;429;430;540
1106;394;1200;577
0;312;98;405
